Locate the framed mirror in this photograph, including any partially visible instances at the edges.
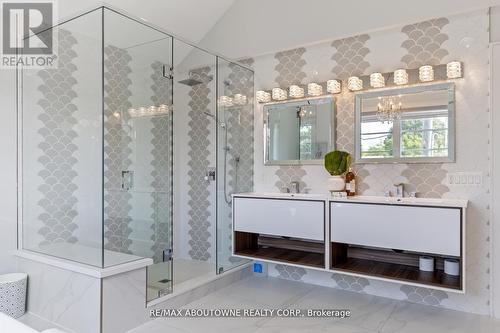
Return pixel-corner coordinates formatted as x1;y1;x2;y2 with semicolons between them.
264;96;335;165
355;83;455;163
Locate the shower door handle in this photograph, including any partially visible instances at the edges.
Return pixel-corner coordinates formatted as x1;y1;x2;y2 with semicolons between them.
163;248;173;262
162;65;173;79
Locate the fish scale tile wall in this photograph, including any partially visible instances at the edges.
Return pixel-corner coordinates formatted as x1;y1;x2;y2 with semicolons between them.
251;9;491;314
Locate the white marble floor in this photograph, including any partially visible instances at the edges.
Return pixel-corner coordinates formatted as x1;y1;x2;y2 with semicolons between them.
148;258;215;300
130;276;500;333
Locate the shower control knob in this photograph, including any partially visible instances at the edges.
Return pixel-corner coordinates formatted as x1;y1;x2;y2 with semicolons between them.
205;168;216;182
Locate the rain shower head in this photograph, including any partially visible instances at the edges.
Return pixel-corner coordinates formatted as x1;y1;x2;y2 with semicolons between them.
177;71;213;86
177;77;204;86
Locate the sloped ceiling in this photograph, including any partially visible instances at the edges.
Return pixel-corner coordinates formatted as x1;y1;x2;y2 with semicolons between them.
199;0;500;59
57;0;236;45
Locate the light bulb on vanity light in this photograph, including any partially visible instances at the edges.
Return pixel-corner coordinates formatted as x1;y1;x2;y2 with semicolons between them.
347;76;363;91
370;73;385;88
419;65;434;82
218;95;234;107
272;87;287;101
289;85;305;98
393;69;409;85
307;83;323;96
256;90;271;103
447;61;462;79
233;94;247;105
158;104;169;114
327;79;341;94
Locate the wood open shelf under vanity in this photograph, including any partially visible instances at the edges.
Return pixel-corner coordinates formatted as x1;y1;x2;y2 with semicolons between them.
331;243;462;290
234;231;325;268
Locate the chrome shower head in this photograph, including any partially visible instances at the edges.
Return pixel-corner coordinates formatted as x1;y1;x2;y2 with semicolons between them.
177;77;203;86
178;71;213;86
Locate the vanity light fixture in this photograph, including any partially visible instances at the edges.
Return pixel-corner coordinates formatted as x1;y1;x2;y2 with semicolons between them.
218;95;234;107
370;73;385;88
447;61;462;79
419;65;434;82
233;93;247;105
327;79;341;94
128;104;170;118
307;83;323;96
256;90;271;103
393;69;409;85
158;104;169;113
347;76;363;91
272;87;287;101
289;85;305;98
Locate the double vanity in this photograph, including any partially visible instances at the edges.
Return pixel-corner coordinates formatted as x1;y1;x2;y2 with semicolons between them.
232;193;467;293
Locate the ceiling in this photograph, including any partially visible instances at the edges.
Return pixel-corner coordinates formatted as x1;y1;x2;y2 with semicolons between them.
199;0;500;59
56;0;236;45
46;0;500;66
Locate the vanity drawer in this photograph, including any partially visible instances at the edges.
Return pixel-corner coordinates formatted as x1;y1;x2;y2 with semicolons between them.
330;202;461;256
233;197;324;241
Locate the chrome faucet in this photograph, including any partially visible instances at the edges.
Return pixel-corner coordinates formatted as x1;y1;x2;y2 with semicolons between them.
290;181;300;194
394;183;405;198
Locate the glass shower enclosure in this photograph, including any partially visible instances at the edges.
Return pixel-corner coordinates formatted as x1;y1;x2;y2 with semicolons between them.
17;6;253;302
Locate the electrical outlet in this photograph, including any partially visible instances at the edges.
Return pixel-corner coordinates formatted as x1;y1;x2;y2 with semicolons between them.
447;172;482;186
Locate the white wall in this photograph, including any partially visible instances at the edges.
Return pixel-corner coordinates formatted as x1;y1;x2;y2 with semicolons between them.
492;6;500;42
492;42;500;318
200;0;500;59
0;67;18;274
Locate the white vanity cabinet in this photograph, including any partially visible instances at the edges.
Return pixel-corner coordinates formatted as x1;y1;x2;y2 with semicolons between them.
232;193;326;269
329;197;467;292
231;193;467;292
233;196;324;241
330;202;461;256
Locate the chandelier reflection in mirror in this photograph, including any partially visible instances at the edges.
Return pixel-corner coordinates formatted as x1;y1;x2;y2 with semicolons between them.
377;95;402;123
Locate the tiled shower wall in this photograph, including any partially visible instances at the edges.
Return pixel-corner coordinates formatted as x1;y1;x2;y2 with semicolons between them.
222;59;255;265
178;60;255;264
251;9;491;314
186;67;214;261
103;46;173;262
21;28;103;257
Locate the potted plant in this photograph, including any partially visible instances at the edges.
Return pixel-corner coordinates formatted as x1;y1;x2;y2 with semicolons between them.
324;150;351;191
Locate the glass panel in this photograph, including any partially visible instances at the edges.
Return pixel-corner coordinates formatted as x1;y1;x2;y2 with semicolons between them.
20;9;104;266
216;57;253;273
102;9;173;301
172;40;217;289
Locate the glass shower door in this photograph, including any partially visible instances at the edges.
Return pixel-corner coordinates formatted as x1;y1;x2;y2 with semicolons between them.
102;9;173;301
216;57;254;273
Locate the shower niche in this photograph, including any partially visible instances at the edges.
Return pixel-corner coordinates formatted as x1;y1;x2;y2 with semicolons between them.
17;6;254;304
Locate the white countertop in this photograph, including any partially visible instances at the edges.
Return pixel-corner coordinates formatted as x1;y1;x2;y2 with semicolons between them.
330;195;468;208
233;193;468;208
233;192;327;201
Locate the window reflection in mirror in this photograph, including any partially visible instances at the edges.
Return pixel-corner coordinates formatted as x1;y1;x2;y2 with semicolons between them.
264;96;335;165
356;83;454;163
